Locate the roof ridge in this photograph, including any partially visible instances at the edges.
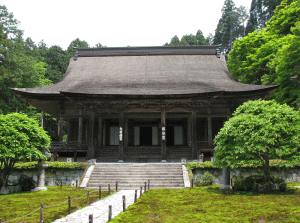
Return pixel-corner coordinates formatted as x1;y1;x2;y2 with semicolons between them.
73;45;220;60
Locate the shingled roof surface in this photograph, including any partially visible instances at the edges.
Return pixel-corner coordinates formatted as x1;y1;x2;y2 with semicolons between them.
12;46;276;97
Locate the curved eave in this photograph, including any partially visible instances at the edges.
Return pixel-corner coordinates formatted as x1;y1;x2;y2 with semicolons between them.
10;88;62;100
11;85;279;101
59;85;279;100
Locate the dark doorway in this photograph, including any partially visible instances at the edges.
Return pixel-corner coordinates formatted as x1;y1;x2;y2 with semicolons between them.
166;126;174;146
140;127;152;146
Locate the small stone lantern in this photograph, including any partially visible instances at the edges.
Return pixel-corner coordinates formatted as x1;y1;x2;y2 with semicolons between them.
199;153;204;163
32;148;49;192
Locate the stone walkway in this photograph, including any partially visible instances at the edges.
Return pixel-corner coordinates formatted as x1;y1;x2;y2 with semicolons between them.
53;189;138;223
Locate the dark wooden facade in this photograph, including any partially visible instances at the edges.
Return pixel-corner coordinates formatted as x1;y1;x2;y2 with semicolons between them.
11;46;277;162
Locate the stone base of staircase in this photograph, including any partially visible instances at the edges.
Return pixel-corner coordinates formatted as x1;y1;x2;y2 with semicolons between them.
86;163;186;190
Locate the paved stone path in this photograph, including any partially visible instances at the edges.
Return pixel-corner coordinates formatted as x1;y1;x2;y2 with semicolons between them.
53;189;138;223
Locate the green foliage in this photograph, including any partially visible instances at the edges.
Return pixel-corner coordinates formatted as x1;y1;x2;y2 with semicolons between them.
213;100;300;182
196;172;216;186
186;161;219;170
165;29;209;46
234;175;287;192
187;160;298;171
12;161;90;170
19;175;36;191
0;5;52;114
0;113;51;186
228;0;300;108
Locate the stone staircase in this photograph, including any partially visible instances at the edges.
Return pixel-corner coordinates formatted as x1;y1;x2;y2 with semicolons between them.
87;163;185;190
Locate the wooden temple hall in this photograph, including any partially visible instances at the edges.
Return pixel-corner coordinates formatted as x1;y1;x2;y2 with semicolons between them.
11;46;277;162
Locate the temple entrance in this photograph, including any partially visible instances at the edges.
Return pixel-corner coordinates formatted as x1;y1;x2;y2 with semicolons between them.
140;127;152;146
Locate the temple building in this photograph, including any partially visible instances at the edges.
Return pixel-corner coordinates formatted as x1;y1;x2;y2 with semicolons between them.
11;46;277;162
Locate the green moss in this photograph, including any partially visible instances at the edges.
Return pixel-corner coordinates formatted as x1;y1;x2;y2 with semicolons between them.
111;187;300;222
0;186;113;223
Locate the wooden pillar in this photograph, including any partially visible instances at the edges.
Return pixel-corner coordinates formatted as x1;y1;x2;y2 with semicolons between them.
67;120;71;142
161;108;167;162
98;117;103;147
191;112;197;160
187;115;192;147
87;113;95;159
118;113;125;162
124;114;129;148
208;117;213;146
78;114;83;144
58;116;64;142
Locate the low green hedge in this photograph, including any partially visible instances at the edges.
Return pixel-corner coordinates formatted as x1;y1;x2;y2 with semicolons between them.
12;161;91;170
187;160;300;171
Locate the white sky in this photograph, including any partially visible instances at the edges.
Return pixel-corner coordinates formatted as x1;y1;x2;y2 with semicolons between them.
2;0;252;50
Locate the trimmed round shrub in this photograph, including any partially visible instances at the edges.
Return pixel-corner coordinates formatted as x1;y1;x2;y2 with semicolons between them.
19;175;36;191
233;175;287;192
196;172;215;186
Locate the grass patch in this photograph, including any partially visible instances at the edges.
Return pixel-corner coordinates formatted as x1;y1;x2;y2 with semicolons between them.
111;185;300;222
0;186;113;223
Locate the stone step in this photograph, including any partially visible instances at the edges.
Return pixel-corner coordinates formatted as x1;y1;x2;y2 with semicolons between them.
87;186;184;190
92;171;182;174
86;163;185;189
88;179;183;184
89;174;183;178
87;183;184;188
88;180;183;184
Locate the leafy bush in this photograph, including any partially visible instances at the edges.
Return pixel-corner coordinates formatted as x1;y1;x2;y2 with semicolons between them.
233;175;287;192
12;161;90;170
186;160;299;171
19;175;36;191
196;172;216;186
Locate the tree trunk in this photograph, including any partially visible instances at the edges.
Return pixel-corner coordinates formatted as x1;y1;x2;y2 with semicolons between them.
263;154;271;182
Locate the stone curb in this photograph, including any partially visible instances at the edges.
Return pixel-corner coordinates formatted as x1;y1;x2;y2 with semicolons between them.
182;164;191;188
80;165;94;188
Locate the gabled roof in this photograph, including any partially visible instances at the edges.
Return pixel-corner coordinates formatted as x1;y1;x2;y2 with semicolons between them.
11;45;277;98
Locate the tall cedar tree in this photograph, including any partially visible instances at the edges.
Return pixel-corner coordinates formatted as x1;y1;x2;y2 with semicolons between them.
245;0;283;35
213;0;249;54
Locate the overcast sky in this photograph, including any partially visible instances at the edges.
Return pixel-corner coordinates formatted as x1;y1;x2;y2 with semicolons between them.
2;0;252;49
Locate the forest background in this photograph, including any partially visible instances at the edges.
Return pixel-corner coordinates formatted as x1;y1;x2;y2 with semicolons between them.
1;0;297;141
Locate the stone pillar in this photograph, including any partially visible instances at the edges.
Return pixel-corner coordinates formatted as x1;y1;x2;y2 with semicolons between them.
87;113;95;159
191;112;197;161
32;149;48;192
118;113;125;162
161;108;167;162
58;116;64;142
220;167;231;190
